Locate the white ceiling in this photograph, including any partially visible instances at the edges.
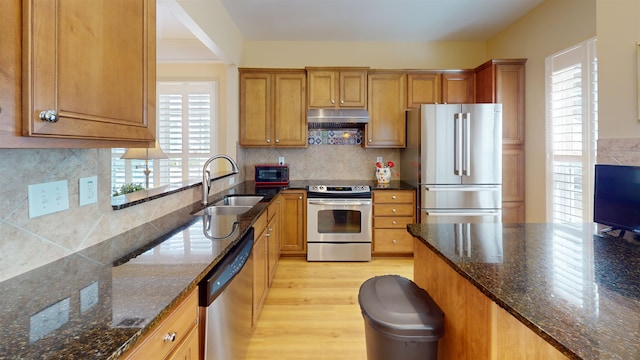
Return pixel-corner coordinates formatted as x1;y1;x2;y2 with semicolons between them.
156;0;545;61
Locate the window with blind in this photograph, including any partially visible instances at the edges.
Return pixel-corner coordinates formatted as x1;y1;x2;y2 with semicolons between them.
111;81;217;193
545;38;598;224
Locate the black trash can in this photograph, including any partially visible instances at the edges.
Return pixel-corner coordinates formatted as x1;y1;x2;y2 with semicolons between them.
358;275;444;360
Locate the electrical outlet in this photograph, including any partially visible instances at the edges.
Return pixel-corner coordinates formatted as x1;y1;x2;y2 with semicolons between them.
376;156;383;163
28;180;70;218
278;156;285;165
79;176;98;206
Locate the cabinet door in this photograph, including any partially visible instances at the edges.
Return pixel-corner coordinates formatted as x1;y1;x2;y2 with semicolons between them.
267;199;281;286
365;73;406;148
496;64;525;145
167;325;199;360
502;147;525;203
407;72;442;107
339;71;367;107
24;0;155;141
252;230;268;326
280;190;306;255
240;72;272;146
442;71;475;103
274;73;307;147
307;71;336;108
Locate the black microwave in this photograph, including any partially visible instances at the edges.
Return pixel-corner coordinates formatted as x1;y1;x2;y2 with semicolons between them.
255;164;289;186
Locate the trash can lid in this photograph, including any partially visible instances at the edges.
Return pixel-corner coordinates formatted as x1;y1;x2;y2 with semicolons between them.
358;275;444;338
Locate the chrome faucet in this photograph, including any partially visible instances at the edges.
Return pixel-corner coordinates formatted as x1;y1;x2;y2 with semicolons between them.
202;154;239;206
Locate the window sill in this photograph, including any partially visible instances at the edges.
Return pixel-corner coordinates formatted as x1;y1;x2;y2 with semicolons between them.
111;180;201;210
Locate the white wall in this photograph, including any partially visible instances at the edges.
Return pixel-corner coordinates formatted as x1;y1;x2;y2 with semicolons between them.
241;41;488;69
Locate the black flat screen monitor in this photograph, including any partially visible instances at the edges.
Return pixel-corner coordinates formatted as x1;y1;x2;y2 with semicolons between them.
593;164;640;233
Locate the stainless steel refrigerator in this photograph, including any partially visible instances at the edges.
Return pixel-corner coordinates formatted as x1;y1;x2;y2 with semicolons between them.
400;104;503;223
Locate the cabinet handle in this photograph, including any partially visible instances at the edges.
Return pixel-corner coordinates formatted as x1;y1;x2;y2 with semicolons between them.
298;196;302;200
340;99;344;105
275;139;279;143
392;220;397;225
392;239;397;244
266;139;271;143
368;139;372;143
392;208;397;213
163;332;177;342
331;99;335;104
266;233;270;237
39;110;59;123
392;195;397;199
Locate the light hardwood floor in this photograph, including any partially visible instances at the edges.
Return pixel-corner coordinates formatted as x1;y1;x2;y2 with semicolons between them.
246;257;414;360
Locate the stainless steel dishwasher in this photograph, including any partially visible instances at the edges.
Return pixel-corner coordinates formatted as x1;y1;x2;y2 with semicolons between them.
199;227;254;360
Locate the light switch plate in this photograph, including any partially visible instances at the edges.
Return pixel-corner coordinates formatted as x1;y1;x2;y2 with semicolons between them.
278;157;285;165
79;176;98;206
28;180;70;218
377;156;383;163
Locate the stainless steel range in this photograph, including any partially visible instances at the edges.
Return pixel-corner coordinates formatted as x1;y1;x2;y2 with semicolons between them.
306;185;372;261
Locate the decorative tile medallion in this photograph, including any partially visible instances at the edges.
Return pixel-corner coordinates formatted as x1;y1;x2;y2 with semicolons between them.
308;129;363;145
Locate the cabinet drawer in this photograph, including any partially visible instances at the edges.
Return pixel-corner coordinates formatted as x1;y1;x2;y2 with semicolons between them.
373;216;414;229
125;289;198;360
373;191;414;204
374;204;414;217
374;229;414;253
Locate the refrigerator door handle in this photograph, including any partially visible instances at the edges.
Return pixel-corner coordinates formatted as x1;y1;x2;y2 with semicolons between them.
454;113;462;176
463;112;471;176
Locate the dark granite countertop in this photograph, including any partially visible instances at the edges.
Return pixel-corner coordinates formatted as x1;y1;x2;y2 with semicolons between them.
408;222;640;360
0;179;415;359
0;181;277;359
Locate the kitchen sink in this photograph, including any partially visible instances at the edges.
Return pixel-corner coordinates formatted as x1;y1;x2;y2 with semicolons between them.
193;205;253;216
214;195;264;207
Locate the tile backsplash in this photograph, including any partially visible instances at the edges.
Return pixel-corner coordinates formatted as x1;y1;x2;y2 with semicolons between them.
243;145;400;182
597;138;640;166
0;148;236;282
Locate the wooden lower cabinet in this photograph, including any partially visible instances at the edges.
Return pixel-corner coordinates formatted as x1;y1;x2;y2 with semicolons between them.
252;211;269;326
413;239;567;359
267;197;281;286
502;147;525;223
123;289;199;360
372;190;416;255
279;190;306;255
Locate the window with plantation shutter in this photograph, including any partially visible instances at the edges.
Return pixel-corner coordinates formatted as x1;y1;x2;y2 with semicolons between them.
111;81;217;193
545;38;597;224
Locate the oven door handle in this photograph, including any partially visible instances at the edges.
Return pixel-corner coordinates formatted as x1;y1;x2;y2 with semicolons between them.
308;200;371;206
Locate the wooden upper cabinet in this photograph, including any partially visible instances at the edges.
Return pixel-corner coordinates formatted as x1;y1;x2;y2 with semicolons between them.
23;0;155;142
365;72;406;148
442;71;475;104
407;72;442;108
239;69;307;147
307;68;368;108
475;59;526;145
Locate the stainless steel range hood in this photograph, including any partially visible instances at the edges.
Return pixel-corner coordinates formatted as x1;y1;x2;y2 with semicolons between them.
307;108;369;128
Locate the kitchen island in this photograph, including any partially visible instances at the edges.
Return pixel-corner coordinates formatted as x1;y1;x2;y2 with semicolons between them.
409;222;640;359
